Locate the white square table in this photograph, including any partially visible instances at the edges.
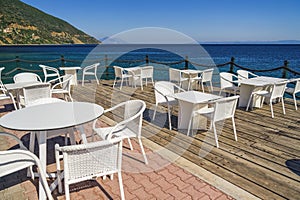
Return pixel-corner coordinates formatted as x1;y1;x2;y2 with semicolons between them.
238;76;286;108
173;91;222;132
0;102;104;200
59;66;81;86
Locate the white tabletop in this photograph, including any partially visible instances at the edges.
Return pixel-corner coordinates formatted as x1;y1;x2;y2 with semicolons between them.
59;66;81;70
0;102;104;131
239;76;286;86
173;91;221;104
180;69;203;74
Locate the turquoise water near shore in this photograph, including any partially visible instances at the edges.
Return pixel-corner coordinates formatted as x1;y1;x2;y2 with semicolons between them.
0;44;299;83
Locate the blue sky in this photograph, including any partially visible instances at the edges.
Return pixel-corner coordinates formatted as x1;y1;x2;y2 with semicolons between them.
21;0;300;42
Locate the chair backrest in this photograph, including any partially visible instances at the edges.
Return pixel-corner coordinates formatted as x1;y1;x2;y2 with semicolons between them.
237;70;249;80
23;83;51;107
213;95;239;122
220;72;237;89
293;78;300;93
13;72;42;83
202;68;214;82
83;63;100;74
271;81;288;99
154;81;177;104
113;66;124;78
39;65;60;82
55;137;123;188
0;67;4;79
109;100;146;137
141;66;154;78
169;68;182;83
0;79;7;94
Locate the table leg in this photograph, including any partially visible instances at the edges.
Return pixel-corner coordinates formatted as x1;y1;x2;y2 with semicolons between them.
178;101;207;133
63;69;78;86
37;131;47;200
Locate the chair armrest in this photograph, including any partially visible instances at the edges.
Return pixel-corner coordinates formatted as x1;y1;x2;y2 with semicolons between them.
47;76;61;84
0;132;27;150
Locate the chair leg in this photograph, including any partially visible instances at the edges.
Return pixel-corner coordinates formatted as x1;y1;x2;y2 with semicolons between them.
82;75;85;86
218;89;222;96
293;94;298;110
65;182;70;200
113;78;117;88
167;104;172;130
246;94;253;111
270;100;274;118
281;97;286;115
127;138;133;150
118;172;125;200
152;105;157;121
68;92;73;102
201;82;204;92
138;137;148;164
120;78;124;90
212;122;219;148
209;81;213;92
95;74;99;85
232;117;237;141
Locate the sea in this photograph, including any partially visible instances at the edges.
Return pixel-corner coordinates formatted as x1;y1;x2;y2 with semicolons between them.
0;44;299;84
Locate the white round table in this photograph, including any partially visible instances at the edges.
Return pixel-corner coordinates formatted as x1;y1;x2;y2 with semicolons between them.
0;101;104;200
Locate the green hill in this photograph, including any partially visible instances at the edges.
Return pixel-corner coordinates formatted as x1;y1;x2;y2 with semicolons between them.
0;0;100;44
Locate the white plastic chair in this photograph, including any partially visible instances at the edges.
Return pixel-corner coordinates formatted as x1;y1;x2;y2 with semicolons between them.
153;81;185;130
127;67;143;90
247;81;288;118
169;68;189;88
81;63;100;86
193;68;214;92
0;132;53;200
219;72;240;96
141;65;154;86
49;74;73;101
113;66;132;90
0;68;18;110
39;64;61;82
21;83;51;107
237;69;258;80
55;137;124;200
285;78;300;110
93;100;148;164
188;95;239;148
13;72;42;83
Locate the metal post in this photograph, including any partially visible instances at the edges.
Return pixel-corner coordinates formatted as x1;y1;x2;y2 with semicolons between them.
105;55;108;80
229;57;235;73
282;60;289;78
146;55;149;65
185;56;189;69
61;55;65;67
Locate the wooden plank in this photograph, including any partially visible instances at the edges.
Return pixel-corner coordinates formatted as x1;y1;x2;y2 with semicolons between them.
71;81;300;200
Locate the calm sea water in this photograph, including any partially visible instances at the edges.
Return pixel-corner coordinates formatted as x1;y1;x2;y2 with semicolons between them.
0;44;299;83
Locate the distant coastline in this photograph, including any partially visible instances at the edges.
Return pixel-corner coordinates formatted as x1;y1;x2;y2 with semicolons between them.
200;40;300;45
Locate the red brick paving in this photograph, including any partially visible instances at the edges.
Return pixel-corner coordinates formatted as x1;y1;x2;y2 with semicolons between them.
0;126;234;200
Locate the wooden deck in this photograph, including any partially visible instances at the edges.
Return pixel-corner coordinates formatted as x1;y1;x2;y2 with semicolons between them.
73;80;300;200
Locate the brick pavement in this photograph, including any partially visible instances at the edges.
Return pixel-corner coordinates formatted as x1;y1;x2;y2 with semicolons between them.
0;101;234;200
0;129;234;200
